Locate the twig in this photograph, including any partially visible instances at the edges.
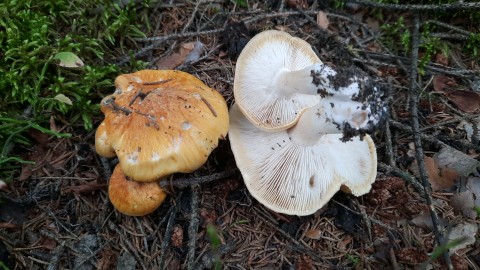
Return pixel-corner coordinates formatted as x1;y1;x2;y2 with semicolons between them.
377;162;425;196
346;0;480;10
108;221;148;270
46;244;65;270
158;202;178;270
408;13;453;270
254;206;334;268
186;185;200;270
159;169;238;188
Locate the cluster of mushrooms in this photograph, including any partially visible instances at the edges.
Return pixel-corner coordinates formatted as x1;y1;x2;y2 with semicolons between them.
95;70;229;216
228;30;388;216
94;30;387;217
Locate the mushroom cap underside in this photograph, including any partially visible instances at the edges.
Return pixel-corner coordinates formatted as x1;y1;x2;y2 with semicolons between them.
234;30;322;131
95;70;229;182
228;104;377;216
108;165;167;216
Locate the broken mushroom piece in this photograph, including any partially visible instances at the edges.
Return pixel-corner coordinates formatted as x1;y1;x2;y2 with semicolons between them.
228;104;377;216
108;165;166;216
95;70;229;182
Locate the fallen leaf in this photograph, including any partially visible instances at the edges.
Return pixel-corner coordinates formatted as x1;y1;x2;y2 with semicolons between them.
304;229;321;240
445;89;480;113
54;94;73;105
171;224;183;248
0;180;6;191
395;247;429;265
446;222;478;254
286;0;308;9
435;145;480;177
184;41;204;63
424;156;458;191
53;52;84;68
316;11;329;30
410;212;436;230
156;42;196;70
450;190;476;219
432;75;457;93
434;53;449;66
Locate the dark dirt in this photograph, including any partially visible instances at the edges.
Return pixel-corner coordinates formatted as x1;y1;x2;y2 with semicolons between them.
1;1;480;270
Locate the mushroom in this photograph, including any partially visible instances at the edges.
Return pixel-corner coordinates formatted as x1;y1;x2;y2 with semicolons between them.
108;165;167;216
234;30;386;132
228;103;377;216
95;70;229;182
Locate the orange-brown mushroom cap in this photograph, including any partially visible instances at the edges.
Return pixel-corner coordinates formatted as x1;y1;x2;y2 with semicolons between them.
108;165;167;216
95;70;229;182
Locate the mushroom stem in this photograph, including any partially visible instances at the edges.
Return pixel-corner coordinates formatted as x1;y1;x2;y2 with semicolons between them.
287;98;370;146
274;63;336;96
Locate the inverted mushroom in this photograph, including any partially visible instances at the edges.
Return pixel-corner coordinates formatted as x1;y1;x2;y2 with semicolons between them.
234;30;386;132
228;104;377;216
108;165;167;216
95;70;229;182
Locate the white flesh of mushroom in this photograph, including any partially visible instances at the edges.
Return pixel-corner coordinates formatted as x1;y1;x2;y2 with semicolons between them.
228;104;377;216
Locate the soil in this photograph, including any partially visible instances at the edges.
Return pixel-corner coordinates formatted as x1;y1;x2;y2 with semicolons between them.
1;1;480;270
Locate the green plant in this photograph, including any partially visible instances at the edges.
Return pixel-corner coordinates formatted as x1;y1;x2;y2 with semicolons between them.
0;261;10;270
0;0;149;180
345;254;361;266
206;224;223;270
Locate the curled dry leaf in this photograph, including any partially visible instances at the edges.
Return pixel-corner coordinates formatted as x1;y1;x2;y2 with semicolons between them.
422;145;480;191
424;156;458;191
432;75;457;93
316;11;329;30
156;41;204;70
445;89;480;113
286;0;308;9
447;222;478;254
304;229;322;240
409;211;446;231
450;177;480;219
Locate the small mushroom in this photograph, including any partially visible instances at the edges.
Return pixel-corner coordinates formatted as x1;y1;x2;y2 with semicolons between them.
108;165;166;216
228;104;377;216
95;70;229;182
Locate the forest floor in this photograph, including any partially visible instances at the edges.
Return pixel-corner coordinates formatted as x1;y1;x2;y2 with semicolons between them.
1;1;480;269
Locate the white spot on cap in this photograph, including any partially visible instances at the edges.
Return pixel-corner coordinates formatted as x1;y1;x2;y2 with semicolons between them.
126;84;134;92
182;122;191;130
192;93;201;99
160;116;165;121
151;153;160;161
114;88;122;94
172;137;183;152
132;76;143;83
127;152;139;164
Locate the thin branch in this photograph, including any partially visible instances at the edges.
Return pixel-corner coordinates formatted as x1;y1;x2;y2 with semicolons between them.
346;0;480;10
158;202;178;270
159;169;238;189
186;185;200;270
408;13;453;270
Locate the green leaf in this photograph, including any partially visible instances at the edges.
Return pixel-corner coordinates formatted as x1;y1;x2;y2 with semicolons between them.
53;52;84;68
54;94;73;105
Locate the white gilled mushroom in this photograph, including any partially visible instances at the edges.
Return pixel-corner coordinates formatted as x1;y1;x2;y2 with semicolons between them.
234;30;386;132
228;104;377;216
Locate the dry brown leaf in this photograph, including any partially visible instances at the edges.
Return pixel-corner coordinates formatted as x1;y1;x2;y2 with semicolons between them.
435;53;449;66
450;191;477;219
316;11;329;30
286;0;308;9
445;89;480;113
432;75;457;93
171;224;183;248
156;42;196;70
304;229;321;240
410;212;436;230
424;156;458;191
